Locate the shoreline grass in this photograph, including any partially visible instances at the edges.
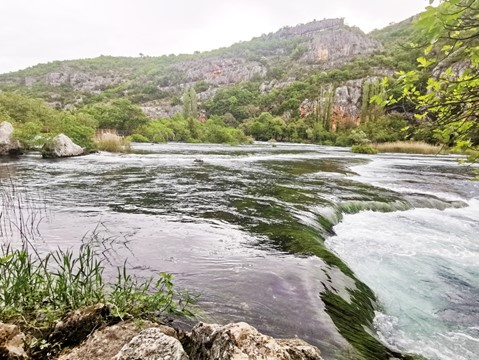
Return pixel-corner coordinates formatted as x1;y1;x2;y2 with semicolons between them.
0;180;194;336
371;141;444;155
94;132;131;153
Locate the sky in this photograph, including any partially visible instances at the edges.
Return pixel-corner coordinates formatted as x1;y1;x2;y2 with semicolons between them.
0;0;430;74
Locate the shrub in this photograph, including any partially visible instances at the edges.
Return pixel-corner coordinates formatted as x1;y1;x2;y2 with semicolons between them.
351;144;378;154
127;133;150;143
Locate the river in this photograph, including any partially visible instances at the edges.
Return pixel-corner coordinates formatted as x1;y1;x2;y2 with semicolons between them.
0;143;477;359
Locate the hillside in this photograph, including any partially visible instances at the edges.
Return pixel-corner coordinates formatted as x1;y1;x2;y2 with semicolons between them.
0;17;426;153
0;18;389;118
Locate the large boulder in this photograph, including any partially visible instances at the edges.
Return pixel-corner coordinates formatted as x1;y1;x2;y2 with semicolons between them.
57;321;178;360
0;323;28;359
186;322;323;360
42;133;84;158
0;121;22;155
113;328;189;360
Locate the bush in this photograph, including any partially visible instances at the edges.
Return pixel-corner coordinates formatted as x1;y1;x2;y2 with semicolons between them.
351;144;378;154
127;133;150;143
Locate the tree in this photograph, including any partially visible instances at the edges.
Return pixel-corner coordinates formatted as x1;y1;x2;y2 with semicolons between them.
81;99;148;134
379;0;479;160
182;87;198;119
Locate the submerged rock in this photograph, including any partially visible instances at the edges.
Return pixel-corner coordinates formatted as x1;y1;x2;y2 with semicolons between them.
0;121;22;155
186;322;323;360
41;133;84;158
114;327;189;360
0;322;28;359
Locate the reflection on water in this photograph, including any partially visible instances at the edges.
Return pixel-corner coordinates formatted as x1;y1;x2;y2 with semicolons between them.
0;143;477;359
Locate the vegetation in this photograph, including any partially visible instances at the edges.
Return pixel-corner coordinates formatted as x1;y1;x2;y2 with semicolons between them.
0;180;194;348
94;132;131;152
373;141;443;154
351;144;378;154
2;5;476;156
375;0;479;162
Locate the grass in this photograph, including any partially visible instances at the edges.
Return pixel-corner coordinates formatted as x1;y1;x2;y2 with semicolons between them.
372;141;444;154
0;179;194;335
0;243;193;329
94;132;131;152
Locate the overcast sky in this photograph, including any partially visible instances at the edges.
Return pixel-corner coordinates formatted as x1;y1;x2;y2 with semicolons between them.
0;0;429;74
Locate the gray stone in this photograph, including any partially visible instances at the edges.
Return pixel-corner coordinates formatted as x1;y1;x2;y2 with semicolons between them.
0;323;28;359
186;322;322;360
57;321;178;360
114;327;189;360
41;133;84;158
0;121;21;155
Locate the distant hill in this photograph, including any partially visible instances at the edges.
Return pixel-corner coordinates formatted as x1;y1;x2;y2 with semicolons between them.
0;19;394;114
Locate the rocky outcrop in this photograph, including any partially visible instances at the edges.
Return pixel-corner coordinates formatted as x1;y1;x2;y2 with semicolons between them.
302;28;382;65
0;323;28;360
334;79;363;120
41;134;84;158
53;319;322;360
114;328;189;360
173;58;266;87
186;322;323;360
299;78;383;130
0;121;22;155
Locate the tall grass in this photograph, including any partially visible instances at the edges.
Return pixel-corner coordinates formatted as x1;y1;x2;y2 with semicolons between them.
0;177;47;247
372;141;444;154
94;132;131;153
0;243;193;329
0;178;194;332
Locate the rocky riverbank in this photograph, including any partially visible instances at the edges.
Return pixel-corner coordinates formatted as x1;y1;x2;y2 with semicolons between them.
0;304;323;360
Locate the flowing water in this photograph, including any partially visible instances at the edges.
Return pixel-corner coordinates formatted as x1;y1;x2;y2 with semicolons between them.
0;143;477;359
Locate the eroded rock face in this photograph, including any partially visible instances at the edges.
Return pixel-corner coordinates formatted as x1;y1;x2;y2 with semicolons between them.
114;328;189;360
0;121;21;156
186;322;323;360
0;323;28;360
41;133;84;158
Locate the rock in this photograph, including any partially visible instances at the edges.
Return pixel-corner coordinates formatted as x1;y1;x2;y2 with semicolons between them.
57;320;178;360
186;322;322;360
41;133;84;158
0;121;22;156
113;328;189;360
48;304;110;349
0;323;28;359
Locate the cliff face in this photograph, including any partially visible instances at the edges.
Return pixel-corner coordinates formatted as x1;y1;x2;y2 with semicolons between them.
0;18;383;117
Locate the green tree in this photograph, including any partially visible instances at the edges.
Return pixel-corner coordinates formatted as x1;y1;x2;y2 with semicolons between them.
81;99;148;134
378;0;479;158
182;87;198;119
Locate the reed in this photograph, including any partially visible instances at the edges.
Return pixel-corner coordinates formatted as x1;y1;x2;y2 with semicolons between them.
94;132;131;153
372;141;444;154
